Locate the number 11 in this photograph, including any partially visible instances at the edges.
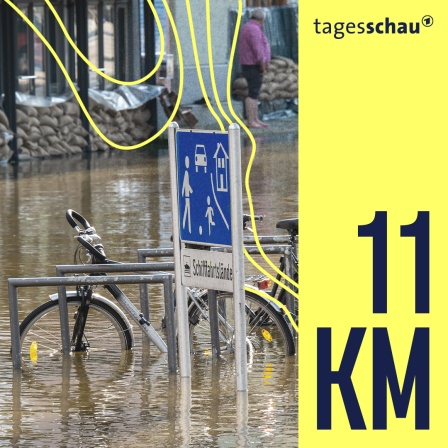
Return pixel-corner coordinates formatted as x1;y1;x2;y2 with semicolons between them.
358;211;429;314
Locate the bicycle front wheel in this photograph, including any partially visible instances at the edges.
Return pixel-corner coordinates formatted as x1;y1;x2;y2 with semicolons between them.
188;290;295;358
20;296;133;364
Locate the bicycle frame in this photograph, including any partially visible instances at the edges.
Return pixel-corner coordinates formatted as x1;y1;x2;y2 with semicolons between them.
76;250;169;353
50;282;168;354
104;284;168;353
187;288;235;347
57;209;297;359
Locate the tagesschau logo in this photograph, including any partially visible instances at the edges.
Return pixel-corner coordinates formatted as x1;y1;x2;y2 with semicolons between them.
314;15;434;39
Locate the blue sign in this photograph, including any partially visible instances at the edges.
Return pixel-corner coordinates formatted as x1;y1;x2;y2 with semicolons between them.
176;130;232;246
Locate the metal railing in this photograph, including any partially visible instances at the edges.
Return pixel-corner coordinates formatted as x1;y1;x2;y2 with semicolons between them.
137;237;298;349
9;270;175;370
9;237;297;370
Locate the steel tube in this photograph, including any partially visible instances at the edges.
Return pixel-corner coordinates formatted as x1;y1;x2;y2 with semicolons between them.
137;248;175;258
137;240;290;254
57;262;174;323
56;285;71;354
9;275;170;287
56;263;174;352
229;123;247;392
207;289;221;356
8;273;174;370
163;276;177;372
9;284;21;369
168;122;191;378
243;235;290;244
212;245;288;254
56;263;174;274
137;252;151;320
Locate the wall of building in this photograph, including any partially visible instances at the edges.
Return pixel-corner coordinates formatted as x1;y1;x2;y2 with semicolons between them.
168;0;235;106
160;0;298;129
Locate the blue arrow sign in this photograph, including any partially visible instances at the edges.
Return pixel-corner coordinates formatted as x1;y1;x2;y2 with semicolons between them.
176;130;232;246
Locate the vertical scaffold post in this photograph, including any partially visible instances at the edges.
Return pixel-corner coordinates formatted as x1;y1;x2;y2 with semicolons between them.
229;123;248;392
168;122;191;378
9;283;21;369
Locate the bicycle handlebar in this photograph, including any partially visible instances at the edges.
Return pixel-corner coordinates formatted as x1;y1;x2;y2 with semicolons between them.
66;209;92;231
76;235;107;261
66;209;107;262
67;209;263;262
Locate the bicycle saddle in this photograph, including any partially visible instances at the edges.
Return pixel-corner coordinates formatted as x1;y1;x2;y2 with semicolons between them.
276;218;298;233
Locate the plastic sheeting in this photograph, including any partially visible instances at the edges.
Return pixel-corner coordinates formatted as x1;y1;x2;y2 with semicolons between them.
260;98;297;119
15;90;71;107
88;84;163;111
228;5;298;82
16;84;163;111
1;130;14;143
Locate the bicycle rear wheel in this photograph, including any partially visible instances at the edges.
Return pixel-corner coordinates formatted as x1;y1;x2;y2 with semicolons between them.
20;296;133;365
188;290;295;358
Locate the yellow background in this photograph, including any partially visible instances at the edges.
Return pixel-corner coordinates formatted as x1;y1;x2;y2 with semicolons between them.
299;1;448;445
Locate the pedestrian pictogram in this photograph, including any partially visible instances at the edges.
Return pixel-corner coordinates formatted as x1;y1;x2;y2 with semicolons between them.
181;155;193;233
176;130;232;246
205;196;215;235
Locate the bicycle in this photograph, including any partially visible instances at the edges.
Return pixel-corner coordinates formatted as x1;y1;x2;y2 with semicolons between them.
18;210;297;364
187;215;298;357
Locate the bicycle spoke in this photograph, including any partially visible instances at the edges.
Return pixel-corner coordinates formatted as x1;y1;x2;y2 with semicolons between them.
188;291;295;357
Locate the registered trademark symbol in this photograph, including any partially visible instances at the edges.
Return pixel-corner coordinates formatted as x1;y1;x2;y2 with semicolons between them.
422;15;434;27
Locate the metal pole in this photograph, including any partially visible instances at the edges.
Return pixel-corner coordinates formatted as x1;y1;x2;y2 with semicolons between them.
236;391;249;446
75;0;90;149
212;244;288;254
243;235;290;244
179;377;192;446
208;289;221;356
56;285;71;354
137;248;175;258
9;275;172;288
168;122;191;377
163;276;177;372
57;261;175;321
55;267;71;354
283;245;296;345
12;370;22;442
143;0;157;135
136;251;175;319
9;284;21;369
8;274;174;369
1;2;18;163
138;244;289;256
229;123;247;391
56;263;177;367
137;251;151;320
56;262;174;274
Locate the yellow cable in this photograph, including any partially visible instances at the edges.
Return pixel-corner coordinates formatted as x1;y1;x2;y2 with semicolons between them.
245;285;298;334
187;1;298;318
244;247;298;298
202;0;299;301
5;0;184;150
205;0;233;126
185;0;224;131
10;0;300;316
226;0;299;293
192;3;291;295
45;0;165;85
